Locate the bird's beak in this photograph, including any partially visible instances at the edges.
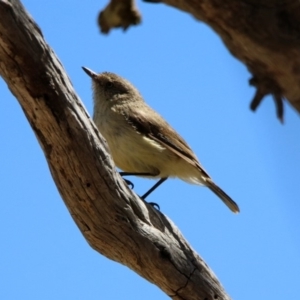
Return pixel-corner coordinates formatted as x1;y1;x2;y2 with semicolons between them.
82;67;97;79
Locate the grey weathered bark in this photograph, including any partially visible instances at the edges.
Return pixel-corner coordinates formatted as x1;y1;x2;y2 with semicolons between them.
99;0;300;122
0;0;231;299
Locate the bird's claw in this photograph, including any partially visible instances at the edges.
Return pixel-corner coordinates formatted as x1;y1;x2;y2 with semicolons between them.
124;179;134;189
147;201;160;210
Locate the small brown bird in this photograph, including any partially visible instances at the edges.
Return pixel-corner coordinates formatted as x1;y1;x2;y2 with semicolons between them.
83;67;239;213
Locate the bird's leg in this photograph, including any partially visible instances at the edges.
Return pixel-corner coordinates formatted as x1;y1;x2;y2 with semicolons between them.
120;172;167;210
119;172;157;189
120;172;156;176
141;177;168;210
141;177;168;200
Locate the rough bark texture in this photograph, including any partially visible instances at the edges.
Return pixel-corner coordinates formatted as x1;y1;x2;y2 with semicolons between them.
99;0;300;121
0;1;230;299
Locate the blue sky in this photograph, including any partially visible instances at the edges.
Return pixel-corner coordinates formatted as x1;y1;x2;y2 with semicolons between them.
1;1;300;299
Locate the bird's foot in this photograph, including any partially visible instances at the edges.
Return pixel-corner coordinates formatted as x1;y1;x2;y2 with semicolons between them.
145;201;160;210
123;178;134;189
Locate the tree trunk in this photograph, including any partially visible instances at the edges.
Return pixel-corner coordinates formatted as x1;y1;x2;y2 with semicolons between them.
0;0;230;299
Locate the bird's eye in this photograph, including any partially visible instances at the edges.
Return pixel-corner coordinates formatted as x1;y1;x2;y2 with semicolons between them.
105;82;113;89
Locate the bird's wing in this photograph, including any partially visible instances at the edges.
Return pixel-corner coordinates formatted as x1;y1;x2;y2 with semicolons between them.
120;106;239;213
123;106;210;179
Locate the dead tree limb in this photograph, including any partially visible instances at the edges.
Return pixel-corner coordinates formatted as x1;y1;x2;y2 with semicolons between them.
99;0;300;122
0;0;231;299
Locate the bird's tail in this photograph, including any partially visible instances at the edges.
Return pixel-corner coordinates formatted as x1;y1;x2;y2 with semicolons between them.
206;179;240;213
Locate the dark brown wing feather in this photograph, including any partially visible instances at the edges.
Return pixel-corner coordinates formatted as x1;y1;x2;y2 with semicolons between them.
123;105;210;178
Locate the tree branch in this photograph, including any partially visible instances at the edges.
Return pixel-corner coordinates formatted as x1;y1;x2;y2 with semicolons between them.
98;0;141;34
161;0;300;121
98;0;300;121
0;0;231;299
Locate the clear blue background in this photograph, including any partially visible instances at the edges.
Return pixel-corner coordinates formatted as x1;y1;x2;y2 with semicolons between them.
1;1;300;299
